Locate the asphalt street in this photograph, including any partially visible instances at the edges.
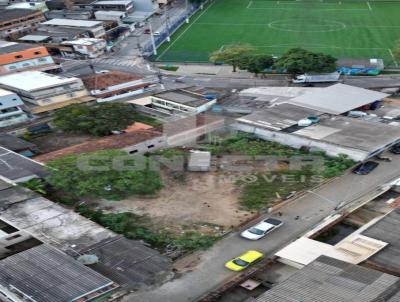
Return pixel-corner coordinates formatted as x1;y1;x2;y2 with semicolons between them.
122;154;400;302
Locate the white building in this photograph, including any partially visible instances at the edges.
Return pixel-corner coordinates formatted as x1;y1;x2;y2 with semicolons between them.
151;89;217;115
95;10;127;22
92;0;134;12
61;38;106;58
6;1;48;12
0;89;29;128
0;71;90;113
39;18;106;38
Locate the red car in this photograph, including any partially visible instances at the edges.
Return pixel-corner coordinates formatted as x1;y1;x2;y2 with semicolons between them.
144;28;150;34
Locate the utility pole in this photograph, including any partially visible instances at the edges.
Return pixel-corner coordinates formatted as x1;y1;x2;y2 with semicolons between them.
148;20;157;56
164;5;171;42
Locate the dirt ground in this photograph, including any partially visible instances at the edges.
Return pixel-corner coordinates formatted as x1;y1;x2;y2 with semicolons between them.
97;172;255;231
30;132;95;153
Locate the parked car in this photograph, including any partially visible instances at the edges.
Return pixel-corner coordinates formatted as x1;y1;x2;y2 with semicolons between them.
241;218;283;240
225;250;263;271
390;144;400;154
352;161;379;175
153;31;161;36
144;28;151;34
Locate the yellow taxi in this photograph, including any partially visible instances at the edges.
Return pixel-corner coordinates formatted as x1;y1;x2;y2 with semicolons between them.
225;250;264;271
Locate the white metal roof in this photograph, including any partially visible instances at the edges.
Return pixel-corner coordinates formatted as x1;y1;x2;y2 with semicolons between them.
94;0;133;4
42;18;103;28
0;71;79;91
18;34;50;41
289;83;389;115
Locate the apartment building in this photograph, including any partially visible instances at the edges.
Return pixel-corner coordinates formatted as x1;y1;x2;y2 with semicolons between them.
0;9;46;39
0;88;29;128
92;0;134;12
0;71;91;113
40;18;106;38
0;40;57;74
61;37;106;58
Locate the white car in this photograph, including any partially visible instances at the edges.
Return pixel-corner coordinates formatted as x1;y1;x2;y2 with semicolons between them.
241;218;283;240
153;31;161;36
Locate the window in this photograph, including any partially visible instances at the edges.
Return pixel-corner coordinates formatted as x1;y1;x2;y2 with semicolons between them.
8;66;16;70
15;55;23;59
5;234;21;241
33;51;41;55
147;144;155;149
38;58;47;62
129;150;138;154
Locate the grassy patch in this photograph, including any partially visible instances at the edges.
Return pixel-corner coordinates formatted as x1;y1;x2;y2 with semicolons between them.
132;112;161;127
158;65;179;71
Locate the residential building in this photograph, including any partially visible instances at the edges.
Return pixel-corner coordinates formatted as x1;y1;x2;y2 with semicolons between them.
0;134;37;156
151;89;217;115
0;9;45;40
95;10;127;22
45;9;92;20
6;1;48;12
20;28;91;44
0;41;57;74
92;0;134;12
0;88;29;128
0;177;172;287
0;71;92;113
80;71;155;102
255;256;400;302
40;18;106;38
61;37;106;58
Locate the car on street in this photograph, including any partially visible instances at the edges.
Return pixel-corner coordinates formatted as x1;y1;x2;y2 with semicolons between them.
225;250;263;271
390;144;400;154
153;31;161;36
352;161;379;175
144;28;150;34
241;218;283;240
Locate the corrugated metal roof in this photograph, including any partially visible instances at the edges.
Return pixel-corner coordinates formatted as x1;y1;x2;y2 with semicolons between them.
289;84;389;115
256;256;400;302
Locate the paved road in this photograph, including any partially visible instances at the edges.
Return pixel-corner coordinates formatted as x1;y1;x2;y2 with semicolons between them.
122;155;400;302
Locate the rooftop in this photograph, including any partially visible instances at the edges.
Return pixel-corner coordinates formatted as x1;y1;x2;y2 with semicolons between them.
256;256;400;302
34;129;162;162
289;83;389;115
62;37;104;46
237;103;323;131
0;134;36;152
153;89;215;108
81;237;171;286
80;71;143;90
362;209;400;275
94;0;133;4
0;244;115;302
42;18;103;27
0;71;79;91
0;41;40;54
0;9;41;22
0;147;46;182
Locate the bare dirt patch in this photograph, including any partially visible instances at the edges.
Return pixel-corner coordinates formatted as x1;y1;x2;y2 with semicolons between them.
30;132;95;153
97;172;255;231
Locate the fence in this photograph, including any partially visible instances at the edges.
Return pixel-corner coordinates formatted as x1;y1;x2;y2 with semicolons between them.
142;1;207;58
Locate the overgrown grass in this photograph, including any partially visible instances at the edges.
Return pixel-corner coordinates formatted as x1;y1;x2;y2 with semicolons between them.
132;112;161;127
158;65;179;71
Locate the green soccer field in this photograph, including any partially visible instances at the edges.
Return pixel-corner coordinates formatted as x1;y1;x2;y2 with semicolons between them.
154;0;400;66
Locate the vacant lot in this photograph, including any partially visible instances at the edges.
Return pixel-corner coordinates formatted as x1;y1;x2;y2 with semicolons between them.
28;132;94;154
156;0;400;65
97;171;254;231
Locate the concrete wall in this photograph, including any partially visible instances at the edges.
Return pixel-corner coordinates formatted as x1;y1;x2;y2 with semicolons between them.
132;0;157;12
123;135;167;154
235;122;369;161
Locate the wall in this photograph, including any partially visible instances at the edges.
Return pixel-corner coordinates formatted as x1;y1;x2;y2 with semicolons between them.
2;56;54;73
133;0;157;12
123;135;167;154
235;122;369;161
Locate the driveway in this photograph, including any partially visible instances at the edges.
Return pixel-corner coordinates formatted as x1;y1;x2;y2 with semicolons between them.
122;156;400;302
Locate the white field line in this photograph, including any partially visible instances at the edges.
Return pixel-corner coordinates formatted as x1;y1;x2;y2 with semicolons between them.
247;0;253;8
367;1;372;11
388;49;399;67
156;0;216;61
247;7;369;11
195;22;400;29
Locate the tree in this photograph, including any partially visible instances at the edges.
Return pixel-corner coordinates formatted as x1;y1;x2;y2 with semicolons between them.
238;53;274;76
393;39;400;64
53;103;137;136
274;48;337;76
46;150;163;200
209;44;255;72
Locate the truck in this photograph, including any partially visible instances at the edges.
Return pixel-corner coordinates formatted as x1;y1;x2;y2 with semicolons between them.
292;72;340;84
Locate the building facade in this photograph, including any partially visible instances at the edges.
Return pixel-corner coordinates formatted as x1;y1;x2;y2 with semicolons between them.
92;0;134;12
0;9;45;39
0;89;29;128
40;18;106;38
61;37;106;58
0;71;90;113
0;41;57;74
